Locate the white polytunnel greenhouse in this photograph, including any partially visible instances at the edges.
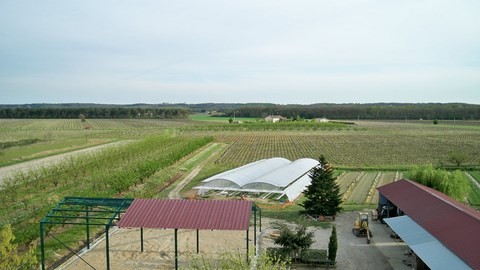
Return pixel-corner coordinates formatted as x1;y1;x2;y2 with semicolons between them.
194;157;320;201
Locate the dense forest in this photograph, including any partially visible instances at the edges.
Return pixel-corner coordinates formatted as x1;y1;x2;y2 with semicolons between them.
227;103;480;120
0;103;479;120
0;107;190;119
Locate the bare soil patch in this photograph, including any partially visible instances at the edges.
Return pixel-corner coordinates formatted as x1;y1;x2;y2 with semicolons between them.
57;212;413;270
59;228;252;270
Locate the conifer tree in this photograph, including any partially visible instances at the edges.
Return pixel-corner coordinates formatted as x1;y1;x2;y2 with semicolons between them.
302;155;342;216
328;225;338;262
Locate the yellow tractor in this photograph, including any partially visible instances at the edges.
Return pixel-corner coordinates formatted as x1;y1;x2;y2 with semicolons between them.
352;212;372;244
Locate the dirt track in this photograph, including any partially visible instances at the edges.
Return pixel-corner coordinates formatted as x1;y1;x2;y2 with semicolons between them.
0;141;129;187
168;143;221;199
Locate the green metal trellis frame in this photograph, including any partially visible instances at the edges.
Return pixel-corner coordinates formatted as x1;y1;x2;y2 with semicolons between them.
39;197;134;270
41;198;261;270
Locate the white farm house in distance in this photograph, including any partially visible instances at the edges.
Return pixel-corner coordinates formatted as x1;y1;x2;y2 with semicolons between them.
194;158;320;201
264;115;287;123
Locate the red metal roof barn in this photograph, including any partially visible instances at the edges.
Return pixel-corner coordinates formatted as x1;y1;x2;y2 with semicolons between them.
378;180;480;270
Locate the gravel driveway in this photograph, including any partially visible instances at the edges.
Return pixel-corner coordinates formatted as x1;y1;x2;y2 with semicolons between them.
262;211;413;270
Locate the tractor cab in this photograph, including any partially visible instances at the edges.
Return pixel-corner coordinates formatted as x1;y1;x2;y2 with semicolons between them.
353;212;372;244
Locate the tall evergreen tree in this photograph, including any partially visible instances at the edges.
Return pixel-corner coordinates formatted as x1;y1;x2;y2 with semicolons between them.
302;155;342;216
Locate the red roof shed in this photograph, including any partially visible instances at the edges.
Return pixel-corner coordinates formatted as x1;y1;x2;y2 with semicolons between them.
117;198;254;230
377;179;480;269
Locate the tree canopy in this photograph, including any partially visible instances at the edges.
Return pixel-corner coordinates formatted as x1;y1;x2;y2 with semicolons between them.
302;156;342;217
0;224;37;270
274;224;314;260
0;107;190;119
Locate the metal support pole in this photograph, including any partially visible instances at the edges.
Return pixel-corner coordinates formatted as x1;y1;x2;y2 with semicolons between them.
254;207;257;250
106;225;110;270
259;208;262;232
246;229;249;262
86;206;90;249
141;227;144;252
196;229;199;254
175;228;178;270
40;222;45;270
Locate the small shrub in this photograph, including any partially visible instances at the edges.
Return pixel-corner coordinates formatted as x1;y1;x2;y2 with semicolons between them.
274;224;314;261
300;249;327;263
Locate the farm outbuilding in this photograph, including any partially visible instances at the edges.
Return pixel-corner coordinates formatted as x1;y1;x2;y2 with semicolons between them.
264;115;287;123
377;180;480;270
40;197;261;270
194;157;320;201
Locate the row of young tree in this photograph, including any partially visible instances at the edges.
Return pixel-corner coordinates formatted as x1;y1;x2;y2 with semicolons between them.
227;103;480;120
301;155;475;215
0;107;190;119
408;164;472;203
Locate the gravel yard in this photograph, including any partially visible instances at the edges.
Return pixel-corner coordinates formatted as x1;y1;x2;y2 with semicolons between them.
57;211;413;270
261;211;412;270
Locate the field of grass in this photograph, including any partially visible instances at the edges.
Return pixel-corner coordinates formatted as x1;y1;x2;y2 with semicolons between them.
468;171;480;184
212;129;480;169
190;114;258;122
0;119;198;166
6;118;479;170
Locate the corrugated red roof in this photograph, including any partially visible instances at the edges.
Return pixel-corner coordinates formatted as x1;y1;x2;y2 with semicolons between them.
377;179;480;270
117;199;253;231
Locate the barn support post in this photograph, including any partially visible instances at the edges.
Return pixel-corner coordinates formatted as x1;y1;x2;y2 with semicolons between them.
86;206;90;249
175;228;179;270
196;229;199;254
106;225;110;270
40;222;45;270
141;227;144;252
246;229;249;262
387;200;390;218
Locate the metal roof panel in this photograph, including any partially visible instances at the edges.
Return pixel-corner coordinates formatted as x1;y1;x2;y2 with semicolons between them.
385;216;472;270
118;199;253;231
378;179;480;269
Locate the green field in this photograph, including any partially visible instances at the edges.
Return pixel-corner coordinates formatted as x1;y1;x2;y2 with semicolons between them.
189;114;258;122
212;129;480;169
1;118;480;268
5;118;478;169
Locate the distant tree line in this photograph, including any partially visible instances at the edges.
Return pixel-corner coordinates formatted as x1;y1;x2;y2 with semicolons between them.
0;107;190;119
226;103;480;120
1;102;479;120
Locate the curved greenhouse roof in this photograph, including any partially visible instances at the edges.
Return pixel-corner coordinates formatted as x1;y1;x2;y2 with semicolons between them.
196;157;320;201
201;157;290;188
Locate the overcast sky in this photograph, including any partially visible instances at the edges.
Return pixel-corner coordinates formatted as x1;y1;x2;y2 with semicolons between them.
1;0;479;105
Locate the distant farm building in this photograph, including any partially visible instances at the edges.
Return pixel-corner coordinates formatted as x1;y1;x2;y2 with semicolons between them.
316;117;330;123
264;115;287;123
377;180;480;270
194;157;319;201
